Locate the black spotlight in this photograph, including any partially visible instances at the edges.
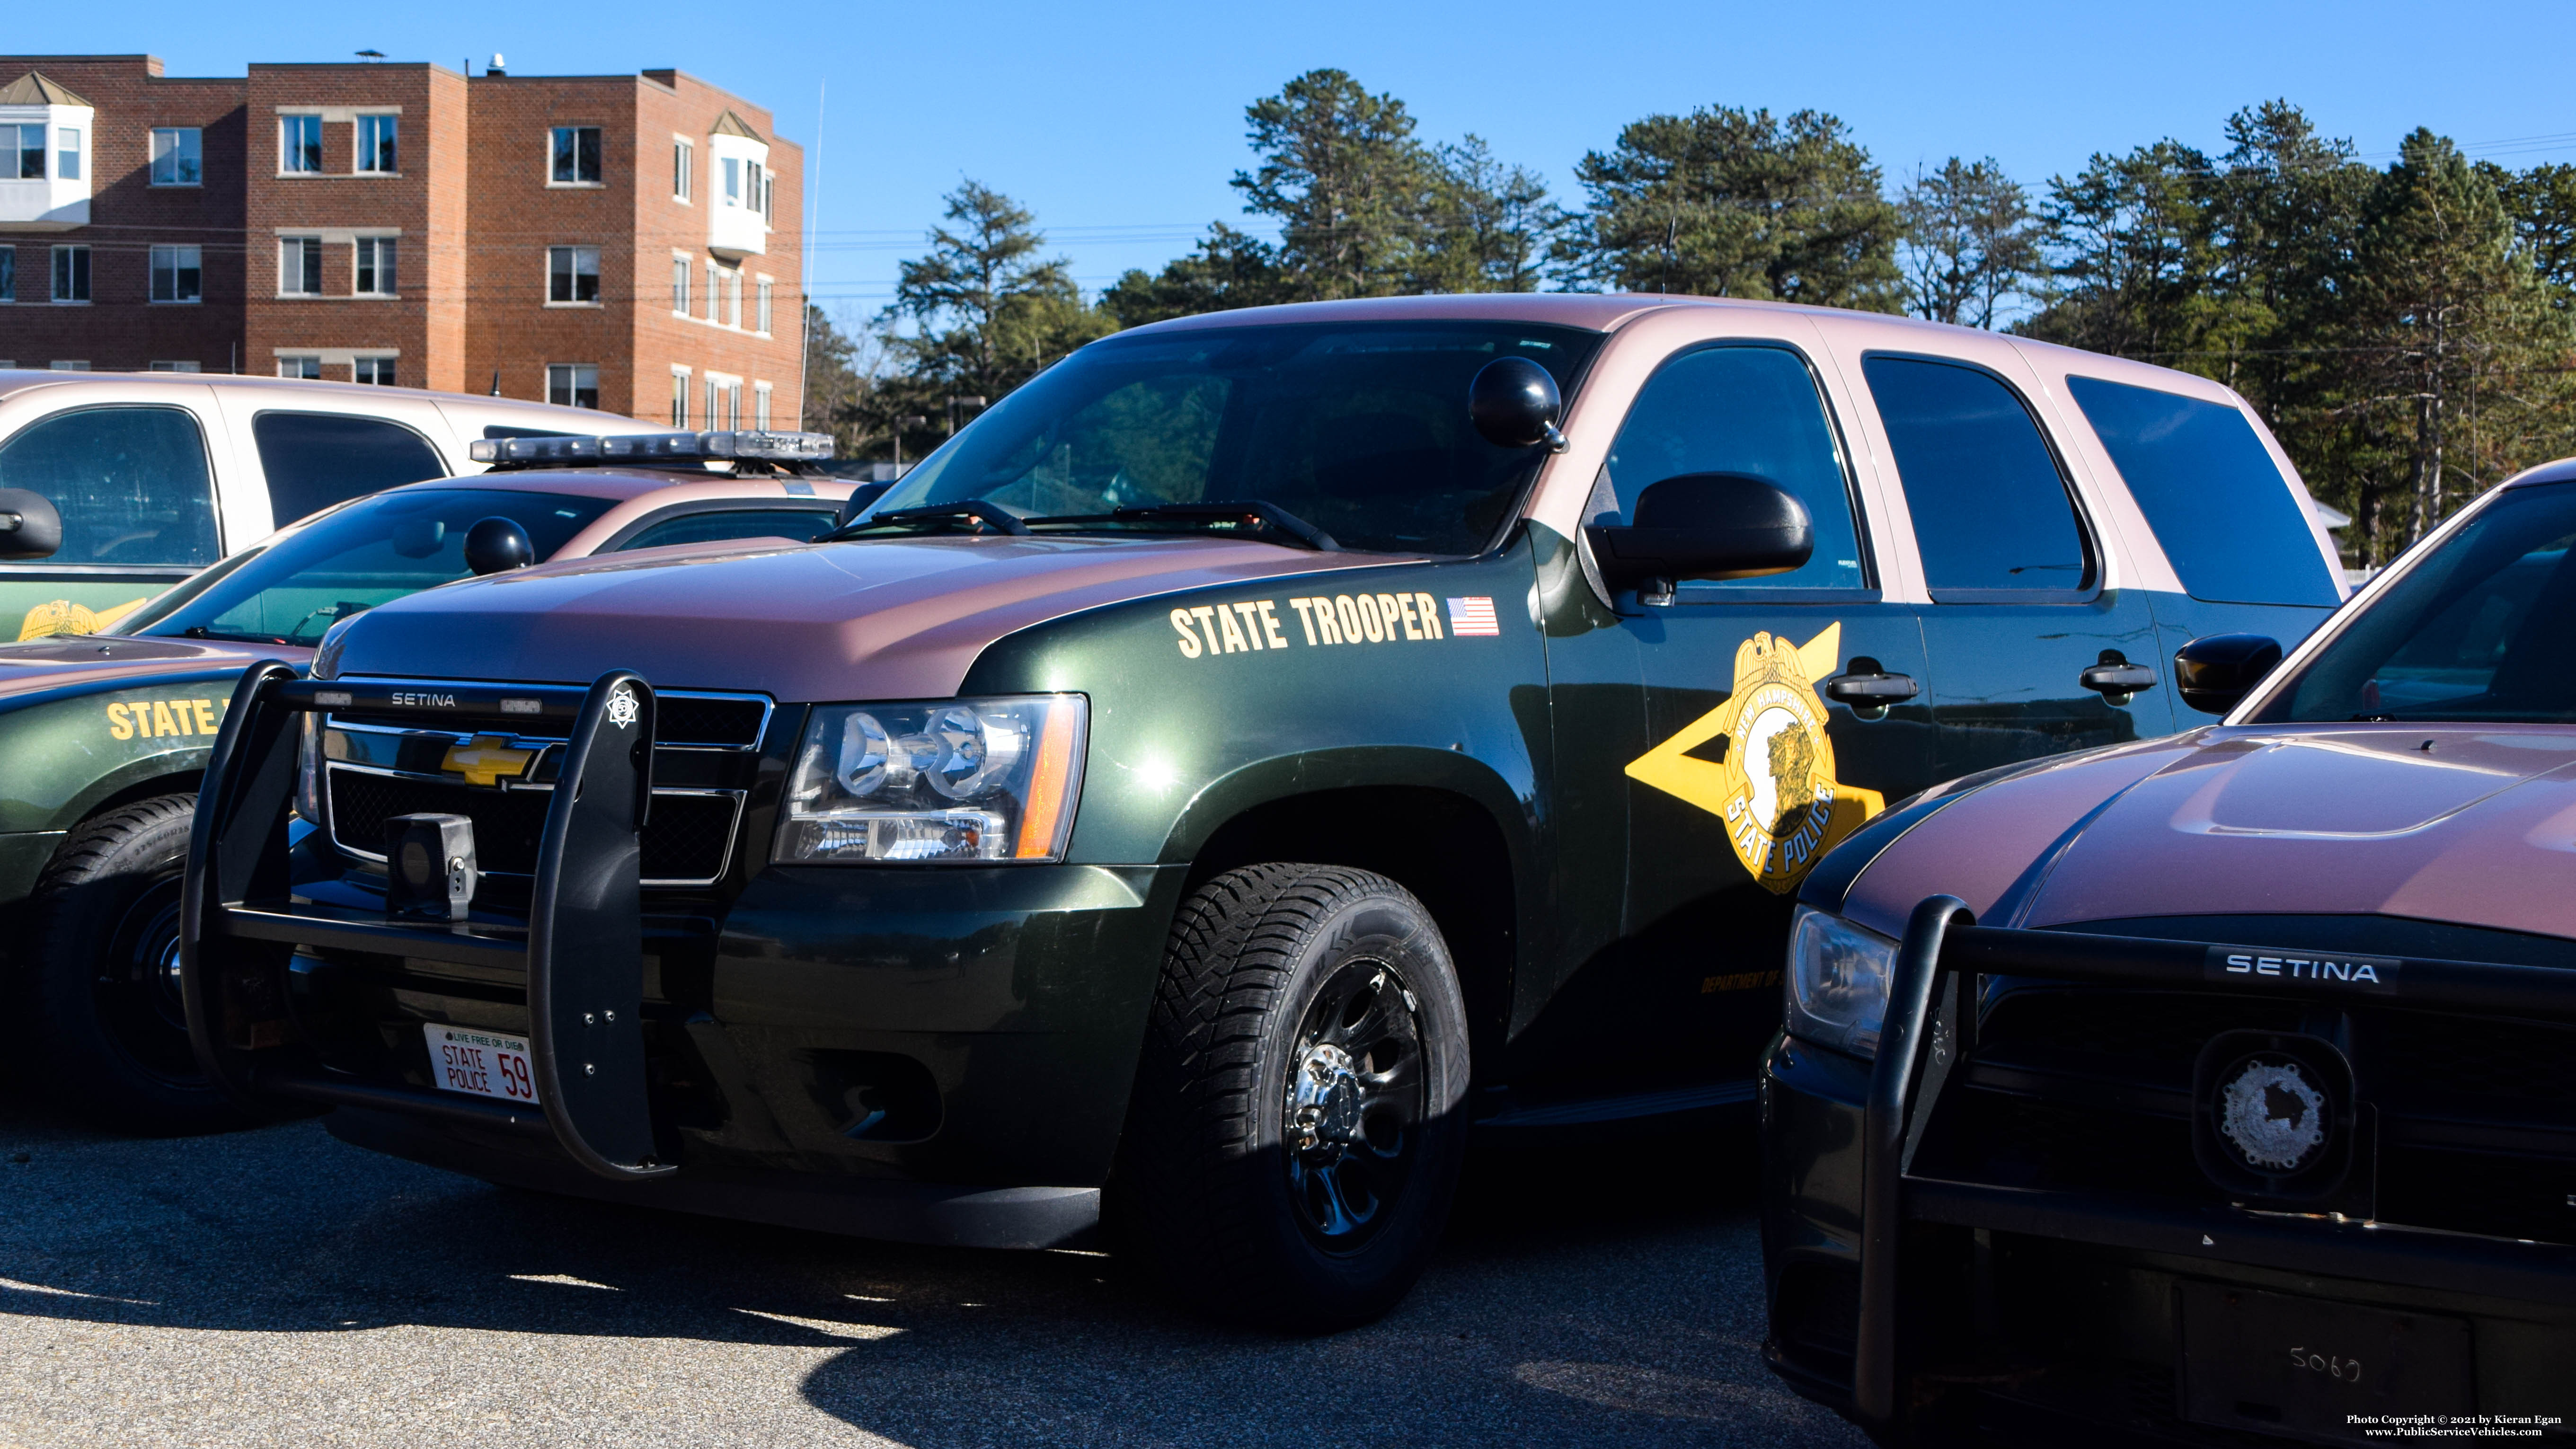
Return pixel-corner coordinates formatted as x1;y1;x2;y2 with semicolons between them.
384;813;478;921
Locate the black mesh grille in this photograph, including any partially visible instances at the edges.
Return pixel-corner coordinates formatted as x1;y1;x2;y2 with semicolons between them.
1964;984;2576;1246
328;770;739;883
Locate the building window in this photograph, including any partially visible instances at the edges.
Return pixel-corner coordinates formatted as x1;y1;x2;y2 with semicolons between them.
355;237;397;296
756;279;772;335
150;127;202;185
281;115;324;173
357;115;398;174
549;126;602;184
55;128;79;181
354;357;396;385
548;246;600;304
279;236;322;295
722;155;740;207
548;364;600;409
673;139;692;200
705;262;718;321
51;246;88;303
705;378;718;428
0;248;13;303
724;269;741;328
754;383;771;430
278;355;322;379
7;124;43;179
150;361;202;372
764;173;775;224
726;383;741;430
672;256;690;313
670;370;688;426
150;245;202;303
49;361;88;371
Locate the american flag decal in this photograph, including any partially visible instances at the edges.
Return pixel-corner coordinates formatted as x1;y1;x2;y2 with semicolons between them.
1446;596;1500;636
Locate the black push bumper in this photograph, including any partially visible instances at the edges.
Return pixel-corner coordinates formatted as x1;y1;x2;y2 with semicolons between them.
184;664;680;1179
1767;896;2576;1445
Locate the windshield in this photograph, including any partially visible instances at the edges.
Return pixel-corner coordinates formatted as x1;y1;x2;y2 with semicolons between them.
871;321;1604;555
117;488;616;645
2256;481;2576;724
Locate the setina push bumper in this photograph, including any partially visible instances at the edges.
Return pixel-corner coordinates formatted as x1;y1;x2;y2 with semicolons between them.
1766;896;2576;1446
178;663;1104;1248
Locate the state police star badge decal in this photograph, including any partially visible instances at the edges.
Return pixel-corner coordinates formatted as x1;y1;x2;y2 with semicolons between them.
1621;623;1886;894
605;686;641;731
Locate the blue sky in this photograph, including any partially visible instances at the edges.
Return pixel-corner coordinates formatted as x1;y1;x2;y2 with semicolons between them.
19;0;2576;323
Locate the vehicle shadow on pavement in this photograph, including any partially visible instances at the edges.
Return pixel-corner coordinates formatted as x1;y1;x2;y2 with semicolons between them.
0;1092;1861;1448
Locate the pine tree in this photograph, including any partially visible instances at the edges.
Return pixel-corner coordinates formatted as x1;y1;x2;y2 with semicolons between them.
1897;157;2039;328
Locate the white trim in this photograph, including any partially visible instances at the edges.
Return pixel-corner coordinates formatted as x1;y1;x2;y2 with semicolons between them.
274;105;402;119
271;347;398;365
271;226;400;242
669;363;692;374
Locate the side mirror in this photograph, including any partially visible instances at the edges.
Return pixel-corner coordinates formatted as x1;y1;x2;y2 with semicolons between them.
0;488;62;561
463;516;534;575
1585;473;1813;592
834;480;894;529
1468;357;1565;451
2174;633;2283;715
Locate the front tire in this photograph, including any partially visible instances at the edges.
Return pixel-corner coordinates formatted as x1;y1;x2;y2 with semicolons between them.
23;795;249;1135
1118;863;1470;1331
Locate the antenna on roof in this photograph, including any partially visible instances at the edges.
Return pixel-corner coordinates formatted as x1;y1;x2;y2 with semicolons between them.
489;369;501;397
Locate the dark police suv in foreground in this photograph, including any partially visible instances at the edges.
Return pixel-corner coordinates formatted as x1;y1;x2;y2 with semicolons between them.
181;294;2343;1328
1762;460;2576;1442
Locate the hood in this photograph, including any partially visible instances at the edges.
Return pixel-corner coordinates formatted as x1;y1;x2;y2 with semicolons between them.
323;534;1394;700
0;636;301;700
1844;723;2576;943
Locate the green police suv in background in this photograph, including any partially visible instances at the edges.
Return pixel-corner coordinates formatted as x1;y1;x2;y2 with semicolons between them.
195;294;2348;1328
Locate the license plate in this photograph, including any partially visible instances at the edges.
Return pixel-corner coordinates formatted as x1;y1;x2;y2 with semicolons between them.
424;1024;540;1105
2180;1281;2471;1446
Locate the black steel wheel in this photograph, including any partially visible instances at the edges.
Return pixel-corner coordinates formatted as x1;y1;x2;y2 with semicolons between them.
1115;863;1469;1331
24;795;250;1134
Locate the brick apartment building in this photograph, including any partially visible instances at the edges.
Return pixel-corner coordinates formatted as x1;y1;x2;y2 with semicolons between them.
0;54;804;426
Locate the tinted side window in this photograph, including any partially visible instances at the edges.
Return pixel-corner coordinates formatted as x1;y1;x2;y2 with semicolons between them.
1865;356;2088;597
0;406;219;565
1598;345;1867;592
616;508;836;551
253;412;447;526
2065;375;2338;607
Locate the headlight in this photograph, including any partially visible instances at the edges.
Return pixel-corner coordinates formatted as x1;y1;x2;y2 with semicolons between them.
773;695;1086;864
1786;906;1896;1058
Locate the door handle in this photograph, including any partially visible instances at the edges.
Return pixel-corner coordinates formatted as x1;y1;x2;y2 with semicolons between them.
1823;664;1920;721
2079;651;2157;705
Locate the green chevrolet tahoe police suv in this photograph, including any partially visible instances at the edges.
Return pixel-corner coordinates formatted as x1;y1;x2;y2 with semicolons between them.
181;294;2348;1328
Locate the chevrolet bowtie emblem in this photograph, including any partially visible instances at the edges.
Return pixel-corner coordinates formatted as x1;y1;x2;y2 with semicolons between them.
441;734;536;788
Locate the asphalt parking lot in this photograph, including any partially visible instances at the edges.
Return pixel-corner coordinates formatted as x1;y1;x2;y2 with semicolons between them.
0;1096;1858;1449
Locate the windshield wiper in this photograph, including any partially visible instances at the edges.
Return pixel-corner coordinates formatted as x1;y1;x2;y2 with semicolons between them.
823;500;1030;540
179;627;296;645
1023;500;1341;552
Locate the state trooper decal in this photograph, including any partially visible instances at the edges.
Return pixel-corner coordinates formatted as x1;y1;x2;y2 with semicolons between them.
1624;623;1885;894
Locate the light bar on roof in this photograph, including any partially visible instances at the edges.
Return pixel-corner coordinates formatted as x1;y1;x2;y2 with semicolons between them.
467;430;835;465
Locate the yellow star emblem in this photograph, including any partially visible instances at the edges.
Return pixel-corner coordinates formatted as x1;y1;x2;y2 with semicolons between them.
441;734;537;788
1624;622;1886;894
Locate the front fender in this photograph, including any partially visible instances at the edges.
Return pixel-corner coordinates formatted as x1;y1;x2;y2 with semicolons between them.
1156;742;1536;870
0;670;253;833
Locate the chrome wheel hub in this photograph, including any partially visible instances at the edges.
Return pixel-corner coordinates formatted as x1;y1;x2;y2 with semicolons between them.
1287;1042;1364;1156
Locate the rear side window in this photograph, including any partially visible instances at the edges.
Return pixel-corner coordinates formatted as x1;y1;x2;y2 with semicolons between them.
1598;345;1867;592
615;508;835;551
2065;375;2339;607
1865;356;2089;599
0;406;219;565
253;412;448;527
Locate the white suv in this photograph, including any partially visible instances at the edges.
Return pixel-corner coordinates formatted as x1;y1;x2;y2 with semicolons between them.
0;371;622;640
